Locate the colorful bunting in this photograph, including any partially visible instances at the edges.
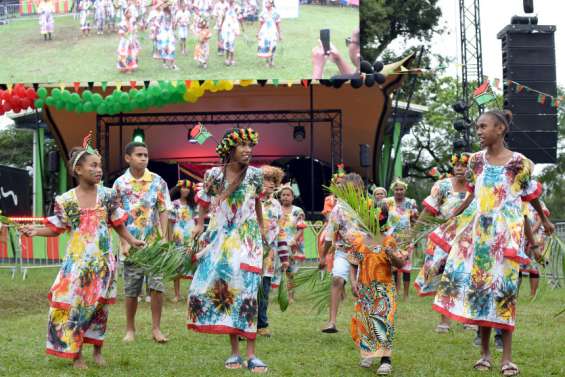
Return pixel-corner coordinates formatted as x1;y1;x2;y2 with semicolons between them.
473;80;496;106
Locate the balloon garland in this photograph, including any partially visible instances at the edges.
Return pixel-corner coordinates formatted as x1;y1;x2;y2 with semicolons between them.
1;77;386;117
0;84;38;115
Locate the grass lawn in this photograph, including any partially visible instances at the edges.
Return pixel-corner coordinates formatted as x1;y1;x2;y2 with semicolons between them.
0;5;358;83
0;266;563;376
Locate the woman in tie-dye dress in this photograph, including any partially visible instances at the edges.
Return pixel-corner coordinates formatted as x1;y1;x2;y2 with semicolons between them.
256;0;281;67
168;179;198;302
220;0;243;66
116;6;140;73
187;128;268;372
413;153;469;333
21;145;143;369
38;0;55;40
432;110;554;376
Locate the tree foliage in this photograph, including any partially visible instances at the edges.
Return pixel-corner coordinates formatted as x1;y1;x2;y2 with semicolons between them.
361;0;443;62
0;128;33;169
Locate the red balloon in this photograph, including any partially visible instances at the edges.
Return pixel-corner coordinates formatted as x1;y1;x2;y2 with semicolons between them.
0;90;7;101
14;84;26;97
3;102;12;112
26;88;37;100
20;98;31;109
0;108;4;116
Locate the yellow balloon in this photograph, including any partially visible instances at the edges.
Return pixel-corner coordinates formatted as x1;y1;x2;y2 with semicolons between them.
225;81;234;91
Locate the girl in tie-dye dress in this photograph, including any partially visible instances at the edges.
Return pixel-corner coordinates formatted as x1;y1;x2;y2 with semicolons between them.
168;179;198;302
21;145;143;369
116;7;140;73
38;0;55;40
154;3;178;70
257;0;281;67
382;181;418;300
220;0;243;66
413;153;469;333
432;110;554;376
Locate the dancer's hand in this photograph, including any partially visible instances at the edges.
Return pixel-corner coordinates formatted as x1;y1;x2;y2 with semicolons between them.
129;238;145;249
530;244;543;263
542;219;555;236
318;258;326;270
20;225;37;237
281;261;289;271
351;279;360;298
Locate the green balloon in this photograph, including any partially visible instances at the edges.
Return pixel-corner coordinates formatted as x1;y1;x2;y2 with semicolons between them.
177;83;186;94
149;86;161;97
45;97;55;106
34;99;45;108
129;89;139;98
70;93;81;104
51;88;61;99
65;102;75;112
82;90;93;101
83;102;93;112
55;100;64;110
37;87;48;99
62;90;71;102
97;103;107;114
92;93;103;105
75;103;83;113
120;92;129;104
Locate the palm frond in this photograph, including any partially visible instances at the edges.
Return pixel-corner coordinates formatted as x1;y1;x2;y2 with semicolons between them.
278;272;289;312
542;234;565;289
396;212;446;251
293;267;332;314
126;237;195;281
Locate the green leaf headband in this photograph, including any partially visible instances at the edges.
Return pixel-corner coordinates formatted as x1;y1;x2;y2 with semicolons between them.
215;128;259;158
72;131;100;172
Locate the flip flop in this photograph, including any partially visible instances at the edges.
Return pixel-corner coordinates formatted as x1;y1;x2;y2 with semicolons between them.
246;357;268;373
435;324;450;333
501;362;519;376
473;358;492;371
376;362;393;375
225;355;243;369
321;325;338;333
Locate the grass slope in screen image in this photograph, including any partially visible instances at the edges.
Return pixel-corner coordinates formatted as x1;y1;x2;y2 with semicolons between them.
0;3;358;82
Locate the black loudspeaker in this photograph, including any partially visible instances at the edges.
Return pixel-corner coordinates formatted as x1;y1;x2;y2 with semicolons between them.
497;23;557;163
523;0;534;13
47;150;60;173
359;144;370;167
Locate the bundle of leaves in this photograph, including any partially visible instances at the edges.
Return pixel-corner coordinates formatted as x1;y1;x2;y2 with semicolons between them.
542;234;565;289
278;272;289;312
126;237;196;281
293;267;332;314
396;211;446;251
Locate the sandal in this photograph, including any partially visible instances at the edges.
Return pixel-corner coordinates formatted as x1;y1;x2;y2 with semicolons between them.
473;358;492;371
321;325;338;333
501;362;519;376
246;357;268;373
435;323;450;333
376;362;393;375
225;355;243;369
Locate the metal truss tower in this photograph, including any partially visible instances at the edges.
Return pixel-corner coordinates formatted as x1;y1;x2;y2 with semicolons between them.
459;0;484;104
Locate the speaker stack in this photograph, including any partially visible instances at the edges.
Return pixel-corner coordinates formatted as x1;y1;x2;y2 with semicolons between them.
497;21;558;163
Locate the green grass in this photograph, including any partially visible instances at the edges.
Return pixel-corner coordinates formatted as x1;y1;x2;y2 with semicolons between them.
1;267;563;376
0;5;357;83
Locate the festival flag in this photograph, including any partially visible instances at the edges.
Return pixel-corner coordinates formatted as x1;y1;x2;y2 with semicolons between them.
189;123;212;144
516;84;525;93
537;94;546;105
552;98;560;108
473;80;496;106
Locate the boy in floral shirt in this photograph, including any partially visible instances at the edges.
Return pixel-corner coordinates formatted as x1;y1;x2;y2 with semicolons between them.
113;141;171;343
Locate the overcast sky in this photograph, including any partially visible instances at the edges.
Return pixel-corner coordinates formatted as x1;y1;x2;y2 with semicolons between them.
434;0;564;85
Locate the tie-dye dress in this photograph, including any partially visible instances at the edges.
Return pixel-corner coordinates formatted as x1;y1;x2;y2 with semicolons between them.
257;9;280;58
261;196;287;279
519;201;550;275
432;151;541;331
187;166;264;339
414;178;467;296
169;199;198;279
278;205;306;272
220;4;242;53
43;186;127;359
383;197;418;273
38;1;55;35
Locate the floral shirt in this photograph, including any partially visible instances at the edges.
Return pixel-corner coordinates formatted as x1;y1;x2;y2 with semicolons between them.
112;169;171;243
169;199;198;246
279;205;306;259
382;197;418;236
325;199;364;254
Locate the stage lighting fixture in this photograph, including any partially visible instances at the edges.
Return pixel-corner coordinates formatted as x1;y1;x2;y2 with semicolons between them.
132;128;145;143
452;100;468;114
293;125;305;142
523;0;533;13
453;118;469;132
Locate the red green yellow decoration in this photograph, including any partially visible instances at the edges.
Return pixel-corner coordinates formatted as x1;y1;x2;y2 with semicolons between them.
216;128;259;158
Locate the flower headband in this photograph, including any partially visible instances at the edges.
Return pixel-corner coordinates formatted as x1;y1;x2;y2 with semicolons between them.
72;131;99;172
389;179;408;191
215;128;259;158
177;179;193;189
331;163;346;183
427;167;451;181
450;153;470;167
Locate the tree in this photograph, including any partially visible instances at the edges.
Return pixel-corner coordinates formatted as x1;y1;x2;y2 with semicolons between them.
0;128;33;168
361;0;443;62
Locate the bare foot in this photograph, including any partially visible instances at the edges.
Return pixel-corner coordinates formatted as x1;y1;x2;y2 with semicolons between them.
93;351;106;367
152;329;169;343
123;331;135;342
73;357;88;369
171;296;179;303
